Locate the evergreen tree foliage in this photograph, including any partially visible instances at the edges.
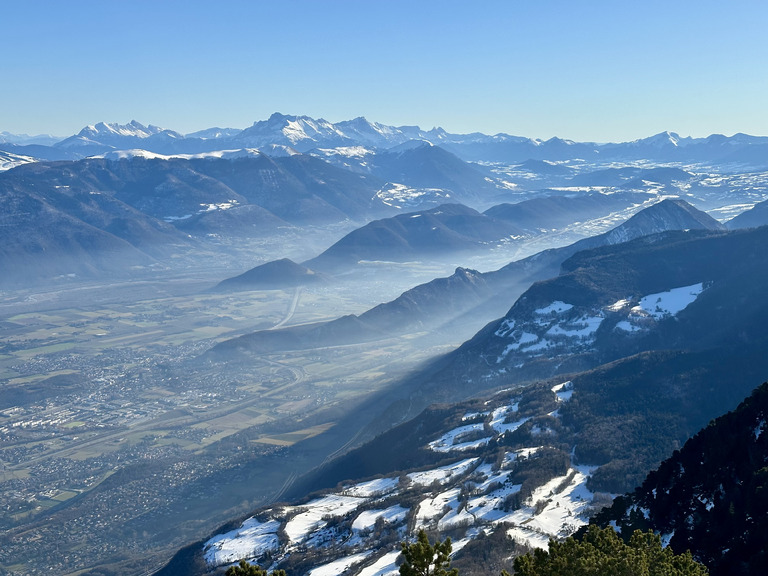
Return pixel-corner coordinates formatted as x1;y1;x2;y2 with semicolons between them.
512;525;707;576
400;529;459;576
224;559;286;576
590;381;768;576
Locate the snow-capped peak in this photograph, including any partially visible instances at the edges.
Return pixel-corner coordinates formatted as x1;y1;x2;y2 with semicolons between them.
80;120;162;139
629;131;689;148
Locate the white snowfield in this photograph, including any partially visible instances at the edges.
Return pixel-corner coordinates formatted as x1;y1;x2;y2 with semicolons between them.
355;551;401;576
408;458;479;486
535;301;574;315
496;282;707;364
203;518;280;565
283;494;364;543
308;552;373;576
504;466;595;548
552;381;574;402
352;505;408;531
203;390;598;575
615;283;705;332
341;477;400;498
374;182;451;209
428;422;486;452
0;150;38;171
96;147;276;161
635;283;704;320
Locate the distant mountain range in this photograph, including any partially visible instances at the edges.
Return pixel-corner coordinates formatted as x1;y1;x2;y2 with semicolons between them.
3;112;767;289
3;114;768;165
0;155;390;285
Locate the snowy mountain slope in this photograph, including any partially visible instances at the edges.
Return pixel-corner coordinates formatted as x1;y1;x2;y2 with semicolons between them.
172;346;768;576
189;384;599;576
725;195;768;229
55;120;184;155
0;150;38;171
303;203;523;272
0;131;61;146
0;153;392;285
434;223;768;397
309;140;501;209
483;191;651;233
11;114;767;165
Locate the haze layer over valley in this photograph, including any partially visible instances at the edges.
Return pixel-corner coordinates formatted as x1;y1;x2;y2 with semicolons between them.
2;115;768;576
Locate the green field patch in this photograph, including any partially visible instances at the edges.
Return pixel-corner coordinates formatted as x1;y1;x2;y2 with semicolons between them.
77;310;106;318
191;325;235;338
14;342;77;359
130;321;161;328
96;330;164;345
62;420;86;428
255;422;335;446
253;436;293;446
8;312;47;321
50;489;79;502
8;368;78;385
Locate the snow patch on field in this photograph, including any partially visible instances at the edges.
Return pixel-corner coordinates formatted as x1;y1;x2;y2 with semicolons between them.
607;299;631;312
429;423;486;452
308;551;372;576
408;459;478;486
342;477;399;498
416;488;461;525
535;301;574;315
636;283;704;319
614;320;642;332
552;381;573;402
375;183;450;208
503;467;594;548
284;495;364;543
203;518;280;565
356;551;401;576
617;283;705;332
352;505;408;531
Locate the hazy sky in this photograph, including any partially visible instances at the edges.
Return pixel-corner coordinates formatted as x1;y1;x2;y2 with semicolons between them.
2;0;766;141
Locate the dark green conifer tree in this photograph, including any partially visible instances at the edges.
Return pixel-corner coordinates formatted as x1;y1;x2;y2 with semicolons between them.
400;529;458;576
512;525;707;576
225;559;286;576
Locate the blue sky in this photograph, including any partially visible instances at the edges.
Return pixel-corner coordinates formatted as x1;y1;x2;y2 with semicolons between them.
2;0;766;141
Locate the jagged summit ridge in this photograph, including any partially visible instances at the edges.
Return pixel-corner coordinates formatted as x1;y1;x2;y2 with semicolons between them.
5;113;766;165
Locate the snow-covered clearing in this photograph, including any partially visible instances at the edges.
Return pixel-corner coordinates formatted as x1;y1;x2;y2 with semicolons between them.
503;467;594;547
342;477;400;498
535;301;574;315
551;381;573;402
635;283;704;320
203;518;280;565
284;495;364;543
356;551;401;576
546;314;604;337
408;458;478;486
428;423;487;452
308;551;372;576
352;505;408;531
415;488;461;525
